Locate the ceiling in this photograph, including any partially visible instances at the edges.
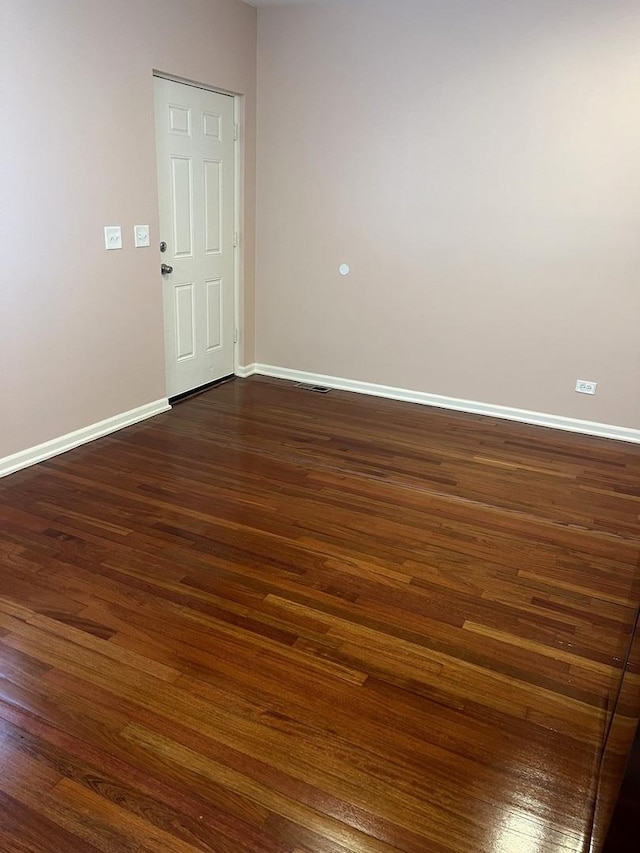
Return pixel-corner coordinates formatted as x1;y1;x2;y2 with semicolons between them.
244;0;335;6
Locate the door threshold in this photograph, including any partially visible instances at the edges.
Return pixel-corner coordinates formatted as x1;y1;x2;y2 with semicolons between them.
169;374;235;405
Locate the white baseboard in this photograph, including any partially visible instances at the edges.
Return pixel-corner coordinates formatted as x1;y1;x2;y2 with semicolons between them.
7;366;634;479
242;363;640;445
235;364;258;379
0;398;171;478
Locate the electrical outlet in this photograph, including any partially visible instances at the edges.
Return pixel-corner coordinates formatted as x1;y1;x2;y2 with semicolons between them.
575;379;597;395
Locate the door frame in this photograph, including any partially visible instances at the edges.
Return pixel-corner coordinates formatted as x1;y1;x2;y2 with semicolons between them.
152;70;242;382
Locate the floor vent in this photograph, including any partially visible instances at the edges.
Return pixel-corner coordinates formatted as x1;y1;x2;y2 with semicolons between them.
294;382;332;394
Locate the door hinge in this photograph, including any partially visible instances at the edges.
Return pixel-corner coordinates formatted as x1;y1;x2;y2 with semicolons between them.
233;328;239;344
234;122;239;141
233;231;239;248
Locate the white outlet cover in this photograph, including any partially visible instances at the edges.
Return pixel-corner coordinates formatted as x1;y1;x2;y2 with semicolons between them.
575;379;598;395
134;225;150;248
104;226;122;250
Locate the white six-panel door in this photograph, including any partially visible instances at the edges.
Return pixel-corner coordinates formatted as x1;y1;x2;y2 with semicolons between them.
154;77;235;398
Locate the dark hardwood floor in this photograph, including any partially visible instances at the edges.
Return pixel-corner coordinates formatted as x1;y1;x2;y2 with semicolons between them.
1;376;640;852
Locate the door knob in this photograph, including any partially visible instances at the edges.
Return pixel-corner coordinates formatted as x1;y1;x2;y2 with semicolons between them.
161;263;173;275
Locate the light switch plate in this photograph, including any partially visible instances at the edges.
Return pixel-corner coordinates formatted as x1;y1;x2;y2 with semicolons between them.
104;226;122;250
134;225;150;248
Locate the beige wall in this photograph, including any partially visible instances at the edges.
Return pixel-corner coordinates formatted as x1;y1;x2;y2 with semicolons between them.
4;0;640;463
256;0;640;429
1;0;256;459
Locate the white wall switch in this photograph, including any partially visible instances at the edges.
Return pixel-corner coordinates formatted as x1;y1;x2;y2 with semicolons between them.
104;226;122;250
134;225;150;248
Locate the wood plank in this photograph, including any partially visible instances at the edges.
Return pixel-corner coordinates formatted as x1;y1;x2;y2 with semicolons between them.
1;375;639;851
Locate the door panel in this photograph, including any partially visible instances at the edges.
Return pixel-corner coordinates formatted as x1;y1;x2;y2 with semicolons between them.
170;157;193;257
154;77;235;397
205;279;223;351
175;283;196;360
204;160;222;253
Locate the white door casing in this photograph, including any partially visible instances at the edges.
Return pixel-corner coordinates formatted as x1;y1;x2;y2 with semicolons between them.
154;77;235;398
